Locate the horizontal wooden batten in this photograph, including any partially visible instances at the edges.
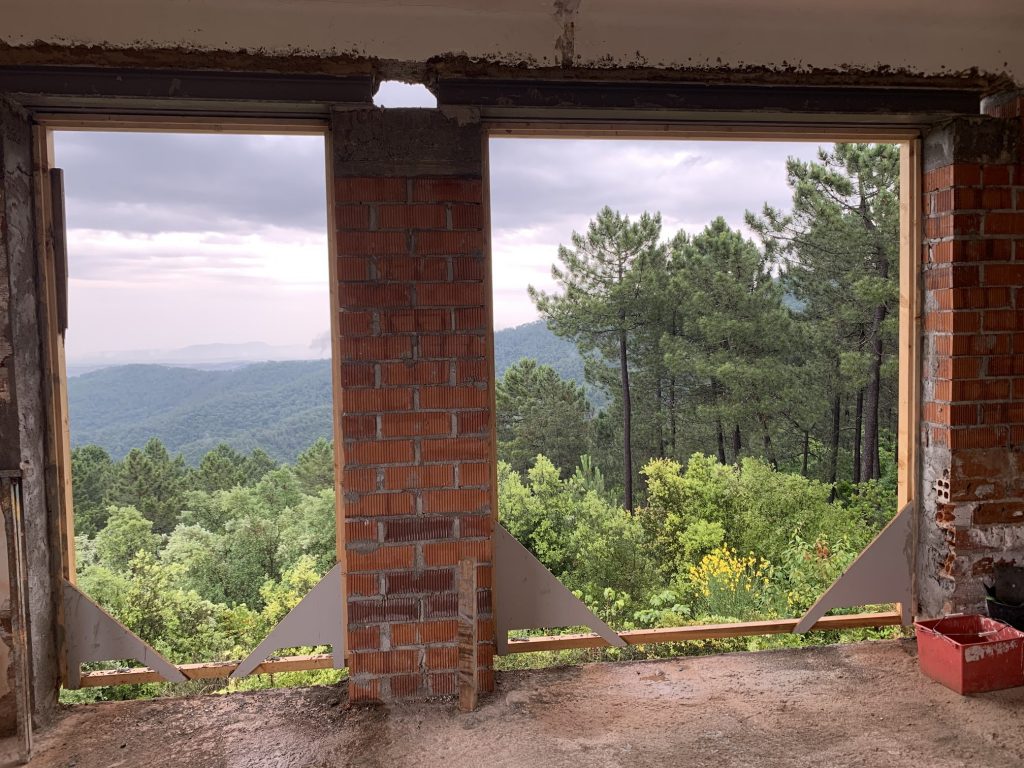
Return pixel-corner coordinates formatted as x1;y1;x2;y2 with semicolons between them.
504;611;904;654
77;653;338;688
75;612;901;685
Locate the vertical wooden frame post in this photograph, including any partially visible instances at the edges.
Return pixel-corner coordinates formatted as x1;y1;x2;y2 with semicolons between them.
898;138;923;617
1;475;33;763
457;558;478;712
323;122;349;660
30;124;71;685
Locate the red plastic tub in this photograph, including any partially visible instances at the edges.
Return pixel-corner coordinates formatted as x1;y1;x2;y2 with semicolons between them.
915;615;1024;694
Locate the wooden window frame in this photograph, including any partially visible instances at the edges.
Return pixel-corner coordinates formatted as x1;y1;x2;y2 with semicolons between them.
482;122;922;651
31;115;346;685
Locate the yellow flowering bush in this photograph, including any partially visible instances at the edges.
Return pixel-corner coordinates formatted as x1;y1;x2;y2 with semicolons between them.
687;546;774;621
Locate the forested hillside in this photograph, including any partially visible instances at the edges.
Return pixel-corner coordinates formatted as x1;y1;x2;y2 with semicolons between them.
68;361;334;463
68;322;583;463
493;320;584;383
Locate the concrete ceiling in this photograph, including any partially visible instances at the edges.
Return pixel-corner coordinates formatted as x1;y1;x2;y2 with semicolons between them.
2;0;1022;85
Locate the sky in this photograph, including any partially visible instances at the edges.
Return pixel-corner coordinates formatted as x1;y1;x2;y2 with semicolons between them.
55;81;828;364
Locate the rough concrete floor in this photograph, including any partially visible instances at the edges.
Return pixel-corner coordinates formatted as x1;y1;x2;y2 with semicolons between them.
6;639;1024;768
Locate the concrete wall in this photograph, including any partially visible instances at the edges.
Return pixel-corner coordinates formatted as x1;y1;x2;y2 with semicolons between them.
917;108;1024;615
0;98;61;725
0;1;1021;86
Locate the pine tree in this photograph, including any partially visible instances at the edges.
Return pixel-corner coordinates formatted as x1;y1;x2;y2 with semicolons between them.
530;206;663;511
194;443;249;493
496;358;592;475
111;438;189;534
662;217;798;468
749;143;899;482
71;445;116;536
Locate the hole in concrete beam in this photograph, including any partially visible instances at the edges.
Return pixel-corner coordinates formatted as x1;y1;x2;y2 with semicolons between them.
373;81;437;108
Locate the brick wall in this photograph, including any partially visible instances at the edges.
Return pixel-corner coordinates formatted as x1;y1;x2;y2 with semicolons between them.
332;109;495;701
918;110;1024;614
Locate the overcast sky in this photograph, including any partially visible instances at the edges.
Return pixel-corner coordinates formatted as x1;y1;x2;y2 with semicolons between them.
55;81;827;363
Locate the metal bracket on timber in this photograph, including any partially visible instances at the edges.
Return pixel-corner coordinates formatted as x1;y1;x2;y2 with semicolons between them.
63;579;186;689
794;502;915;633
495;524;626;655
231;563;345;678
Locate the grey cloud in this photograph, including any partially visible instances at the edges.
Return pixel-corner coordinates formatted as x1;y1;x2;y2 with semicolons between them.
54;132;327;235
488;138;828;241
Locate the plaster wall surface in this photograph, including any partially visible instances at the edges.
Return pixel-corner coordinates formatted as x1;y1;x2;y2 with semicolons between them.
0;99;59;724
2;0;1023;84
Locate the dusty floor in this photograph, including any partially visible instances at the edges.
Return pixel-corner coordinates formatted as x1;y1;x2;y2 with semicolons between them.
6;640;1024;768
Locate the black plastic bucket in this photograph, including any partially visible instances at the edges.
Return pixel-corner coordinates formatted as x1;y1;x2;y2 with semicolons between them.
987;598;1024;631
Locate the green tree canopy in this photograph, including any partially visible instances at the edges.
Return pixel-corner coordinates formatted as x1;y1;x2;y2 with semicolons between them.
94;505;160;572
496;359;592;475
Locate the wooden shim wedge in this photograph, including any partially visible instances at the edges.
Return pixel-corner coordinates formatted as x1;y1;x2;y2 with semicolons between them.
505;610;903;653
458;558;478;712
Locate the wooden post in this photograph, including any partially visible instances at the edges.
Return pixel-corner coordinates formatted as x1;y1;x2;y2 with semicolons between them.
1;473;34;763
458;558;478;712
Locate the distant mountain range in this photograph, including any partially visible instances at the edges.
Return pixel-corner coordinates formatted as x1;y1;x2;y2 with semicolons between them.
66;341;328;377
67;321;587;463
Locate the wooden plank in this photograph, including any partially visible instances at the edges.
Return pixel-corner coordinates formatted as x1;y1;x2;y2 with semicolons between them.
481;135;499;641
897;139;923;623
458;559;479;712
2;478;34;763
77;653;338;688
323;123;349;646
504;611;904;654
33;114;330;135
31;125;70;687
486;123;921;143
32;128;76;582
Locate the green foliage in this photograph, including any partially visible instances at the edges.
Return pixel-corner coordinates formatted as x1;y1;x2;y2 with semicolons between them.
111;438;189;534
640;455;869;582
94;506;160;572
71;445;116;536
68;437;341;703
497;359;592;475
293;437;335;495
193;443;250;492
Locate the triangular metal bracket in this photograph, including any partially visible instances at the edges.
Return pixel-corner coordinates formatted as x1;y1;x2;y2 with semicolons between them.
794;502;915;633
231;563;345;678
63;579;187;689
495;524;626;654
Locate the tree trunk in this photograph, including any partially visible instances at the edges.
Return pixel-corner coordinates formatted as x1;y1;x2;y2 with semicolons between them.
861;304;886;482
668;375;677;457
827;392;840;485
758;413;778;469
656;376;666;457
716;417;727;464
802;431;810;476
853;389;864;484
619;328;634;512
732;424;742;462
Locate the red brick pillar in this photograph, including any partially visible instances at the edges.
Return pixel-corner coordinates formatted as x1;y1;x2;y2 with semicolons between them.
331;109;495;701
918;111;1024;615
